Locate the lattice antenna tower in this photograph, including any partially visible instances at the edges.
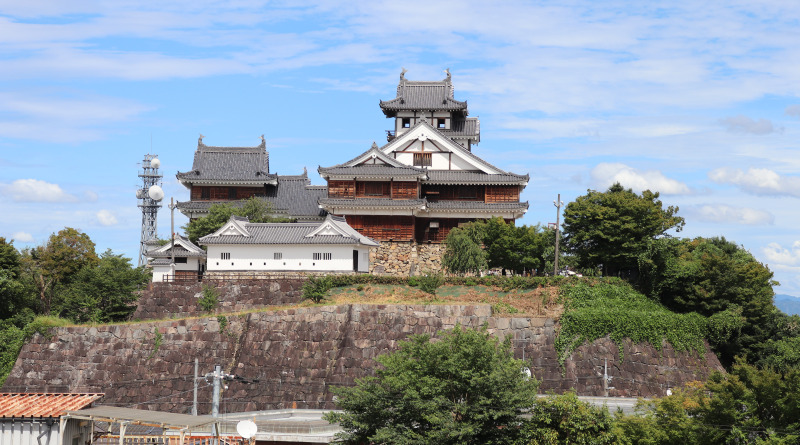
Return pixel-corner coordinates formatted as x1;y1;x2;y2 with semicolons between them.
137;154;164;266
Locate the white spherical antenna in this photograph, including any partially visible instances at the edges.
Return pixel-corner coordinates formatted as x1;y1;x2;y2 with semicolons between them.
236;420;257;439
148;185;164;201
150;158;161;169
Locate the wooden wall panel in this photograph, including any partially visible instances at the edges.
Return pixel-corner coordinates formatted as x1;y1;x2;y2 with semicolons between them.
485;186;520;203
392;181;418;199
355;181;391;198
328;180;355;198
346;215;414;241
421;185;485;201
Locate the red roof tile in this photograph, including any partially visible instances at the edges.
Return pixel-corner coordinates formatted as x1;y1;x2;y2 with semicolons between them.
0;393;104;418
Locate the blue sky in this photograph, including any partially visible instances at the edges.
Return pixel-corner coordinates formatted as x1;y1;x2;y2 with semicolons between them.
2;1;800;297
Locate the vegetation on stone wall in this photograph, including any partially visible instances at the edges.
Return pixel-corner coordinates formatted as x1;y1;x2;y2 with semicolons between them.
198;284;220;313
555;281;710;367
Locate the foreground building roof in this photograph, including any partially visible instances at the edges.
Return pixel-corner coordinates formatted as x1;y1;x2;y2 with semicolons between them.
0;393;103;418
199;214;379;247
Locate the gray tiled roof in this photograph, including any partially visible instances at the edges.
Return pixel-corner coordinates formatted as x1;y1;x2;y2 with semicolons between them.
147;235;207;258
148;258;173;266
199;215;378;246
319;198;427;209
318;164;426;178
425;170;528;185
427;201;530;210
177;174;327;219
440;118;480;140
176;141;275;184
380;78;467;114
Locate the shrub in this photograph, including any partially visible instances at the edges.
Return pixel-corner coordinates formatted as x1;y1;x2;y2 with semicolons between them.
198;284;219;313
418;272;445;296
302;275;333;303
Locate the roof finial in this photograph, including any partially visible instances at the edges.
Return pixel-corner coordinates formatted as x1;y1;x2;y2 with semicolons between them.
259;134;266;148
198;134;205;145
444;68;451;81
260;134;265;143
371;141;379;150
303;166;308;177
400;67;407;81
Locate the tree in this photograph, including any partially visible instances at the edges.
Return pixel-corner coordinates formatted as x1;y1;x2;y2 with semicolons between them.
54;250;150;323
562;183;684;277
524;392;618;444
442;226;487;275
0;237;34;320
183;197;292;244
638;237;776;366
21;228;99;314
325;325;539;444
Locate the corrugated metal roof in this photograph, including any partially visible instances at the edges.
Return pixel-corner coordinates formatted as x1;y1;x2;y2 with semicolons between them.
64;406;217;430
0;393;103;418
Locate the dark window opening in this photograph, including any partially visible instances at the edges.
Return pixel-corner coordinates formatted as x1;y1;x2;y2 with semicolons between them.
437;118;446;129
174;257;188;264
228;187;237;200
365;182;384;196
459;186;479;199
200;187;210;200
402;118;411;128
413;153;432;167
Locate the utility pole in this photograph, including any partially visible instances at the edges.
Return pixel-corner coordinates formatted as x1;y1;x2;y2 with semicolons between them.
169;197;177;280
553;194;564;275
192;358;198;416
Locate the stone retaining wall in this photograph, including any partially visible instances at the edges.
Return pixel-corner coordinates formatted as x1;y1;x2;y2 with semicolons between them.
133;279;305;320
4;304;723;413
370;242;444;276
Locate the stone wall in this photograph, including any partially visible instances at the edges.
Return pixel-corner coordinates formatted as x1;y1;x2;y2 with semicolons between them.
370;242;444;276
4;304;723;413
133;279;305;320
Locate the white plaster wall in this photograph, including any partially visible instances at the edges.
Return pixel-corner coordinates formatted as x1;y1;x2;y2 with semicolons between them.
394;150;474;171
206;244;371;272
150;258;202;282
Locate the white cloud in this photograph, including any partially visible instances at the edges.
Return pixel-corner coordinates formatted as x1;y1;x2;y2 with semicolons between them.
0;179;77;202
708;167;800;197
84;190;99;202
786;105;800;118
11;231;34;243
590;163;691;195
689;204;773;226
720;115;781;135
763;241;800;266
96;209;118;226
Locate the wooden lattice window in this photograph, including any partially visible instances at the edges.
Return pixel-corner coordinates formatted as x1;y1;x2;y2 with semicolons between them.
413;153;432;167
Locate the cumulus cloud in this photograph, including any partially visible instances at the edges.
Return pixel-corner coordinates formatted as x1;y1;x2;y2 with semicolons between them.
786;105;800;118
708;167;800;197
590;163;691;195
763;241;800;266
690;204;773;225
720;115;781;135
96;210;118;226
11;231;34;243
0;179;77;202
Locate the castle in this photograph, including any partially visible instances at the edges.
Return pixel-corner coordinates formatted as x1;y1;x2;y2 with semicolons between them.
163;70;529;277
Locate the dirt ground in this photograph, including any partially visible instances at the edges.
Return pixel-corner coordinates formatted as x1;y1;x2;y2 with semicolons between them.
313;284;564;319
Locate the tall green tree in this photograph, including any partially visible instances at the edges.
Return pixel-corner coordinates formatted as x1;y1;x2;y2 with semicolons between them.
0;237;34;320
55;250;150;323
562;183;684;277
524;392;618;444
442;226;487;275
325;325;539;444
183;197;292;244
20;228;99;314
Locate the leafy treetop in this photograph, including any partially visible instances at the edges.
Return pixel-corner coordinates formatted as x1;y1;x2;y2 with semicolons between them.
563;183;684;277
